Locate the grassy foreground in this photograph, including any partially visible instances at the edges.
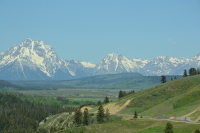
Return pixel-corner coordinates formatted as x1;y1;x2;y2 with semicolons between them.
60;118;199;133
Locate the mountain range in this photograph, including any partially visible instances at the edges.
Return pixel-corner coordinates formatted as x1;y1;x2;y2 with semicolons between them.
0;38;199;80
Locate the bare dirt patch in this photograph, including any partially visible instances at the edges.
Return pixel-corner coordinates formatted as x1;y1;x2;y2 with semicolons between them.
102;100;131;114
81;106;93;112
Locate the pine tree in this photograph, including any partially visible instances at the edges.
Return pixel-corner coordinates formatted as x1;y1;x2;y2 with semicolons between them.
164;122;173;133
129;90;135;94
73;108;82;126
161;75;166;83
133;111;138;118
183;69;188;77
122;91;127;96
97;105;105;123
104;96;109;104
197;68;200;75
105;108;111;122
118;90;123;99
189;68;197;76
97;100;102;106
83;108;90;125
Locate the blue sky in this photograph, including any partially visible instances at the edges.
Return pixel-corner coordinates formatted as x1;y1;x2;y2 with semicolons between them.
1;0;200;64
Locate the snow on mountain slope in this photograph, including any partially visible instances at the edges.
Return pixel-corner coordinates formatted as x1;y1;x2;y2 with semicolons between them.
95;53;141;75
0;38;200;80
0;39;89;80
142;56;189;75
189;54;200;67
81;62;95;68
132;58;149;68
0;39;62;78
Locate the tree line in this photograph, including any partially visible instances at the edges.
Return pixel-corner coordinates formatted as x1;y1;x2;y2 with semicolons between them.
183;68;200;77
160;67;200;84
73;105;111;127
118;90;135;99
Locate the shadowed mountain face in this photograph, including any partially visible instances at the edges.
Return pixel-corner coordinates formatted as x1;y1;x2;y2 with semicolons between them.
0;39;199;80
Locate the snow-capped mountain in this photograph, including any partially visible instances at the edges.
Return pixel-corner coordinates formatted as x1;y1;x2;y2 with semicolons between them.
188;54;200;68
94;54;199;76
0;39;89;80
94;53;141;75
0;38;200;80
142;56;189;76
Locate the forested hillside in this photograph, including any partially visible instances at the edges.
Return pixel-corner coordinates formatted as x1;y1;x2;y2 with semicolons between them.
0;92;76;132
10;73;181;91
0;80;23;90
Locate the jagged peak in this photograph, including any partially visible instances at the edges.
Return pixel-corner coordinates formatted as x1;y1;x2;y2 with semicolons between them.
1;39;58;62
81;62;95;68
154;56;168;59
107;53;120;56
22;38;42;43
19;38;52;49
191;53;200;61
21;38;40;44
103;53;126;60
193;53;200;57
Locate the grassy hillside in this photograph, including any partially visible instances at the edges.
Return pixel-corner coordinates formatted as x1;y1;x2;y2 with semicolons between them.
108;75;200;119
37;75;200;133
62;118;200;133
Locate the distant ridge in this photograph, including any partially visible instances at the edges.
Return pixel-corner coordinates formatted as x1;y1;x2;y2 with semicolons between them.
10;73;182;92
0;80;22;90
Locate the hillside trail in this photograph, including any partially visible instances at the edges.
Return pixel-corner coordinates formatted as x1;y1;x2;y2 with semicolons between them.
194;116;200;123
45;112;68;128
102;99;132;114
60;114;73;127
181;106;200;117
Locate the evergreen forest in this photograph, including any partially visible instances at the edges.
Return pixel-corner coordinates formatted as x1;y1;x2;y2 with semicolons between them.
0;92;76;132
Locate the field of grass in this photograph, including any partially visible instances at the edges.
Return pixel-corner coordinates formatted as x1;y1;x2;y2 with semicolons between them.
116;75;200;117
60;118;200;133
18;89;120;98
15;89;123;107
